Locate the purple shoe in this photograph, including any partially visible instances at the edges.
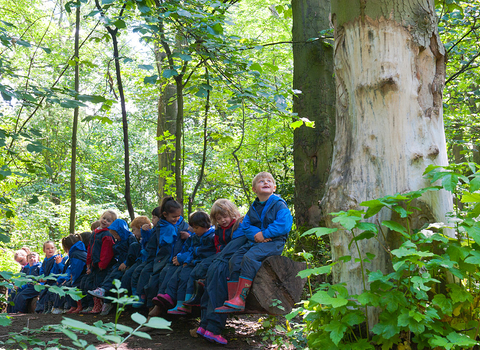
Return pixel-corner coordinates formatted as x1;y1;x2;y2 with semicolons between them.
196;327;206;337
204;330;228;345
153;293;174;309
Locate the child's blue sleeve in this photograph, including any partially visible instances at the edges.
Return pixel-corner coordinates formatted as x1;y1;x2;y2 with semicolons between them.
232;222;246;240
176;238;193;264
262;205;293;239
243;214;262;241
69;258;86;284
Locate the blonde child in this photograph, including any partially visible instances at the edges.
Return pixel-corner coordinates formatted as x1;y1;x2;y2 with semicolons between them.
35;241;60;313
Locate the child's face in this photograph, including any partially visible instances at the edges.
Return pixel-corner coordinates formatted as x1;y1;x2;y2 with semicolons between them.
100;213;115;229
44;243;56;258
15;252;27;266
191;226;210;237
28;255;38;265
109;229;121;241
252;176;276;197
216;214;233;228
152;215;160;226
132;226;141;239
164;209;181;225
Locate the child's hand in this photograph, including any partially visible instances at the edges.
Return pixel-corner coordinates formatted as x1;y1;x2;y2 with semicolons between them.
55;255;63;264
118;263;127;271
172;256;179;266
180;231;190;240
254;231;265;243
141;223;151;231
86;267;91;275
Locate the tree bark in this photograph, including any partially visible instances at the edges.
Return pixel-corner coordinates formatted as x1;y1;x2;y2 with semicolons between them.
154;42;177;202
95;0;134;220
69;2;80;234
324;0;453;326
292;0;335;229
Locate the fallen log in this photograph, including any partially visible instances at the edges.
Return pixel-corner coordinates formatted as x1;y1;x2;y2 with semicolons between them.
244;255;307;315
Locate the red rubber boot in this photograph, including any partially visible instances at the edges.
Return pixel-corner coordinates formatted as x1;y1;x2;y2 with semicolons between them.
214;281;241;313
223;277;252;311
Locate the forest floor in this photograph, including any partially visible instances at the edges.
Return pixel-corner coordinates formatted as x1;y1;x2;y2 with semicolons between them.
0;309;288;349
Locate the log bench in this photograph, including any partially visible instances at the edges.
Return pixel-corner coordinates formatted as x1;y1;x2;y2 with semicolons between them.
244;255;307;315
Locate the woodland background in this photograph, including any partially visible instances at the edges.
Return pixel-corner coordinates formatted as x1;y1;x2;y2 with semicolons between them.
0;0;477;267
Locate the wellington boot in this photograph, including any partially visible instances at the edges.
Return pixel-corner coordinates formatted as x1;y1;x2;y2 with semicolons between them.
183;281;205;307
68;301;83;314
223;277;252;311
89;297;103;314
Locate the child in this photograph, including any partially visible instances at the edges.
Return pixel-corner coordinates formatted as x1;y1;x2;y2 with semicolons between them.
120;216;152;294
11;252;41;313
133;197;188;308
81;210;117;313
51;234;87;314
126;208;160;297
35;241;60;313
7;247;31;312
154;211;216;315
88;218;136;315
182;199;243;309
206;172;292;344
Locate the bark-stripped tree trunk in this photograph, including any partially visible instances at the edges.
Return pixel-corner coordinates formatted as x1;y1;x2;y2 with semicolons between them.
323;0;453;325
69;2;80;234
154;42;177;202
292;0;335;228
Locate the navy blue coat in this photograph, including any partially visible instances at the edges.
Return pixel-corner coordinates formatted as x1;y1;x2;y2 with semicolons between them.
243;194;293;242
177;227;216;266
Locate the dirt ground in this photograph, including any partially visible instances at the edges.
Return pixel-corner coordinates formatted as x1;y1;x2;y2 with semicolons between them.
0;309;286;349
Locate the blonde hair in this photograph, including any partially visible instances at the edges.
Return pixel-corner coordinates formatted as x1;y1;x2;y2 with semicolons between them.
252;171;276;187
210;199;241;228
14;247;31;261
102;210;118;221
131;216;151;229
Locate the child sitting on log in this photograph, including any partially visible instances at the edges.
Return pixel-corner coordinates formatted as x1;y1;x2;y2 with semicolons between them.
200;172;292;344
152;211;216;315
11;252;41;313
181;199;243;311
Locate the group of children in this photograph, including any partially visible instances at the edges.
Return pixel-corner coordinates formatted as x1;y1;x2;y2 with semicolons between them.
7;171;293;345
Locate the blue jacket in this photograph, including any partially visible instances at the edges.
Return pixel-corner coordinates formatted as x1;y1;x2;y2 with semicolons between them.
243;194;293;242
53;255;68;275
214;220;240;252
177;227;216;266
19;262;41;291
158;217;189;261
58;241;87;286
39;255;59;285
109;219;135;264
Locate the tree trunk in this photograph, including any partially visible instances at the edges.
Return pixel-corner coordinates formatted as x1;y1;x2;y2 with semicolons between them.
174;76;184;208
324;0;453;326
69;3;80;234
245;255;307;315
292;0;335;229
154;42;177;202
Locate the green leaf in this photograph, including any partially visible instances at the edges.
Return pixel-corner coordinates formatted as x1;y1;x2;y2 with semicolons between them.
143;75;158;84
77;94;106;103
301;227;337;238
132;331;151;339
0;314;11;326
177;9;192;17
250;63;262;73
324;320;347;345
16;39;31;47
131;312;147;325
114;20;126;29
162;69;178;78
102;0;115;4
297;265;332;278
310;291;348;308
433;294;453;316
332;214;362;230
62;318;107;336
138;64;154;70
382;221;407;235
41;47;51;54
143;317;171;330
461;192;480;203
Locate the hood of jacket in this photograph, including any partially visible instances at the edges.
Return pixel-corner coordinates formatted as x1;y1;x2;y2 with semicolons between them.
109;219;133;241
